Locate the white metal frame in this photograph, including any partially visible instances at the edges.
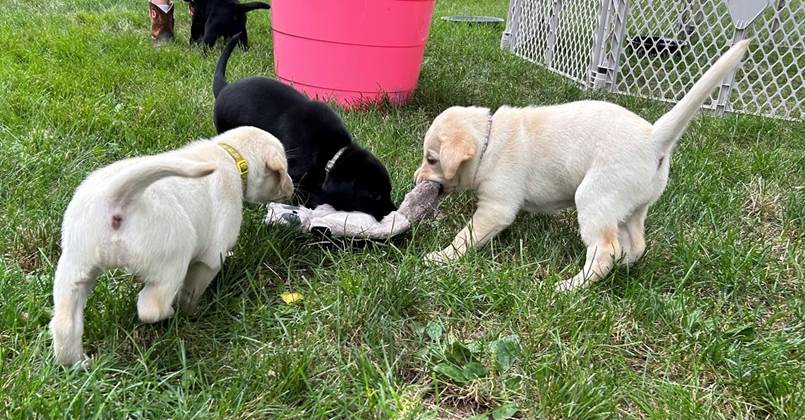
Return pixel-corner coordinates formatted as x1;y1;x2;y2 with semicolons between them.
501;0;803;121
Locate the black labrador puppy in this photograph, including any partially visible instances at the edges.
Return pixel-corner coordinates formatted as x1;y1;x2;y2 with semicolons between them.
212;35;397;220
186;0;269;48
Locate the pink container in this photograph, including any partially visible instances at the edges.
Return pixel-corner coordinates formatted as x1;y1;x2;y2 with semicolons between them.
272;0;436;107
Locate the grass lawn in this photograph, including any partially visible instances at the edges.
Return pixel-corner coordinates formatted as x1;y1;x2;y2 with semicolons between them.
2;0;804;417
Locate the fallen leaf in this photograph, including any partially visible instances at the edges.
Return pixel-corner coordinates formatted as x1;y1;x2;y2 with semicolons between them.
492;403;518;419
280;291;303;304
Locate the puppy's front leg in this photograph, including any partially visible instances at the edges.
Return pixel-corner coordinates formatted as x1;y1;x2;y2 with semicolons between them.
426;199;519;264
190;23;203;45
202;22;223;48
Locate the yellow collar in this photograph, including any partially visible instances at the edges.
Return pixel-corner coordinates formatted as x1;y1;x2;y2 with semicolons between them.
217;142;248;191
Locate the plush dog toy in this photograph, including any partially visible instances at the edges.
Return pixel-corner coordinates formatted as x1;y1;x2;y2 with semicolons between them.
266;181;441;239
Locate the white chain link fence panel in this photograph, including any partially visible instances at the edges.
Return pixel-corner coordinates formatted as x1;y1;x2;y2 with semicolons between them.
501;0;803;121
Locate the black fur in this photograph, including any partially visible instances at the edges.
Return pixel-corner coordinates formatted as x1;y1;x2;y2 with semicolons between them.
212;35;397;220
186;0;270;48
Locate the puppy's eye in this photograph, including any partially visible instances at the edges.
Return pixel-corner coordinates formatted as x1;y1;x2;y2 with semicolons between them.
426;156;438;165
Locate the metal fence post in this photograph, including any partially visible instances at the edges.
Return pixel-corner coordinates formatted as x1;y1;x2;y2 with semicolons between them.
715;29;747;114
588;0;611;88
606;0;629;92
501;0;524;50
589;0;629;92
544;0;563;67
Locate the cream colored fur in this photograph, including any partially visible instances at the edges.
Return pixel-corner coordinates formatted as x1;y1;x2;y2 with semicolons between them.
415;40;750;292
50;126;293;366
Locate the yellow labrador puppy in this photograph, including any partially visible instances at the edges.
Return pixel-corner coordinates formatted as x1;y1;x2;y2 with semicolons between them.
51;126;293;366
415;40;750;291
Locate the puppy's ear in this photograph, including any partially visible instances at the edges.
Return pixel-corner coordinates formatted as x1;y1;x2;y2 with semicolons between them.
265;154;291;189
265;153;287;177
439;128;477;181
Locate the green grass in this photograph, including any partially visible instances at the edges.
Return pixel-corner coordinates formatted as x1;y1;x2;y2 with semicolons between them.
2;0;805;418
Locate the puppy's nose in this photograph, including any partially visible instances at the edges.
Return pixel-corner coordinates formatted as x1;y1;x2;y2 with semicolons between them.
414;168;422;185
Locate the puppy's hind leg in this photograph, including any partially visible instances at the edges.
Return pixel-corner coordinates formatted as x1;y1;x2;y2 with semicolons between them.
555;224;623;292
236;30;248;49
137;263;189;323
177;261;220;311
622;204;649;265
556;180;631;292
617;220;633;263
50;255;99;366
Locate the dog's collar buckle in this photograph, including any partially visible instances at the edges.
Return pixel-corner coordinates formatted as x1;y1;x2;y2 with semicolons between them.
236;160;248;176
218;142;248;191
325;146;348;175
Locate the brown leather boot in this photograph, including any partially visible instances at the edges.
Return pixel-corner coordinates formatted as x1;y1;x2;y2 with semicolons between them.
149;1;175;46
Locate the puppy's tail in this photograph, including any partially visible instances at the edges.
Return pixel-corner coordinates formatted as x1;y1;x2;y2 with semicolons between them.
651;39;750;154
237;2;270;13
106;157;216;228
213;33;241;98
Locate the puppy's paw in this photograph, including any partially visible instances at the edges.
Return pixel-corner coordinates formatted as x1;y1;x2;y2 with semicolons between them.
55;351;92;369
137;299;176;323
424;249;453;266
555;275;588;292
77;354;93;370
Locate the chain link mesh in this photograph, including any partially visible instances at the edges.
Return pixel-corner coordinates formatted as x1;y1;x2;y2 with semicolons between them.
507;0;600;83
501;0;803;121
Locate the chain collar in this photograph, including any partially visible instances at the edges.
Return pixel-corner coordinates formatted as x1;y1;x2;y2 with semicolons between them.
324;146;348;182
472;112;494;186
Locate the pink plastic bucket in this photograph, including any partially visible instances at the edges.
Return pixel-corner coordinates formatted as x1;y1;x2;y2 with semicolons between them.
271;0;436;107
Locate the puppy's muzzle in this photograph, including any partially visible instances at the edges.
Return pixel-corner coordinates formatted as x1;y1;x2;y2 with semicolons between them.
414;166;427;185
414;169;445;196
279;175;294;202
281;188;294;202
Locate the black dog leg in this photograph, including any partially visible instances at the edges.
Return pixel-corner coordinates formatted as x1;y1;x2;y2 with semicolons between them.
236;30;249;49
190;23;204;45
203;25;222;48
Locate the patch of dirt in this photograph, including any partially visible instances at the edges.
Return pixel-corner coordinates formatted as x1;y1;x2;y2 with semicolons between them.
420;385;496;420
4;221;55;273
742;178;786;250
741;177;804;292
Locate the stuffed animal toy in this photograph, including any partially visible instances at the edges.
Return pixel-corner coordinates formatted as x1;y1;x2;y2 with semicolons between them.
266;181;441;239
